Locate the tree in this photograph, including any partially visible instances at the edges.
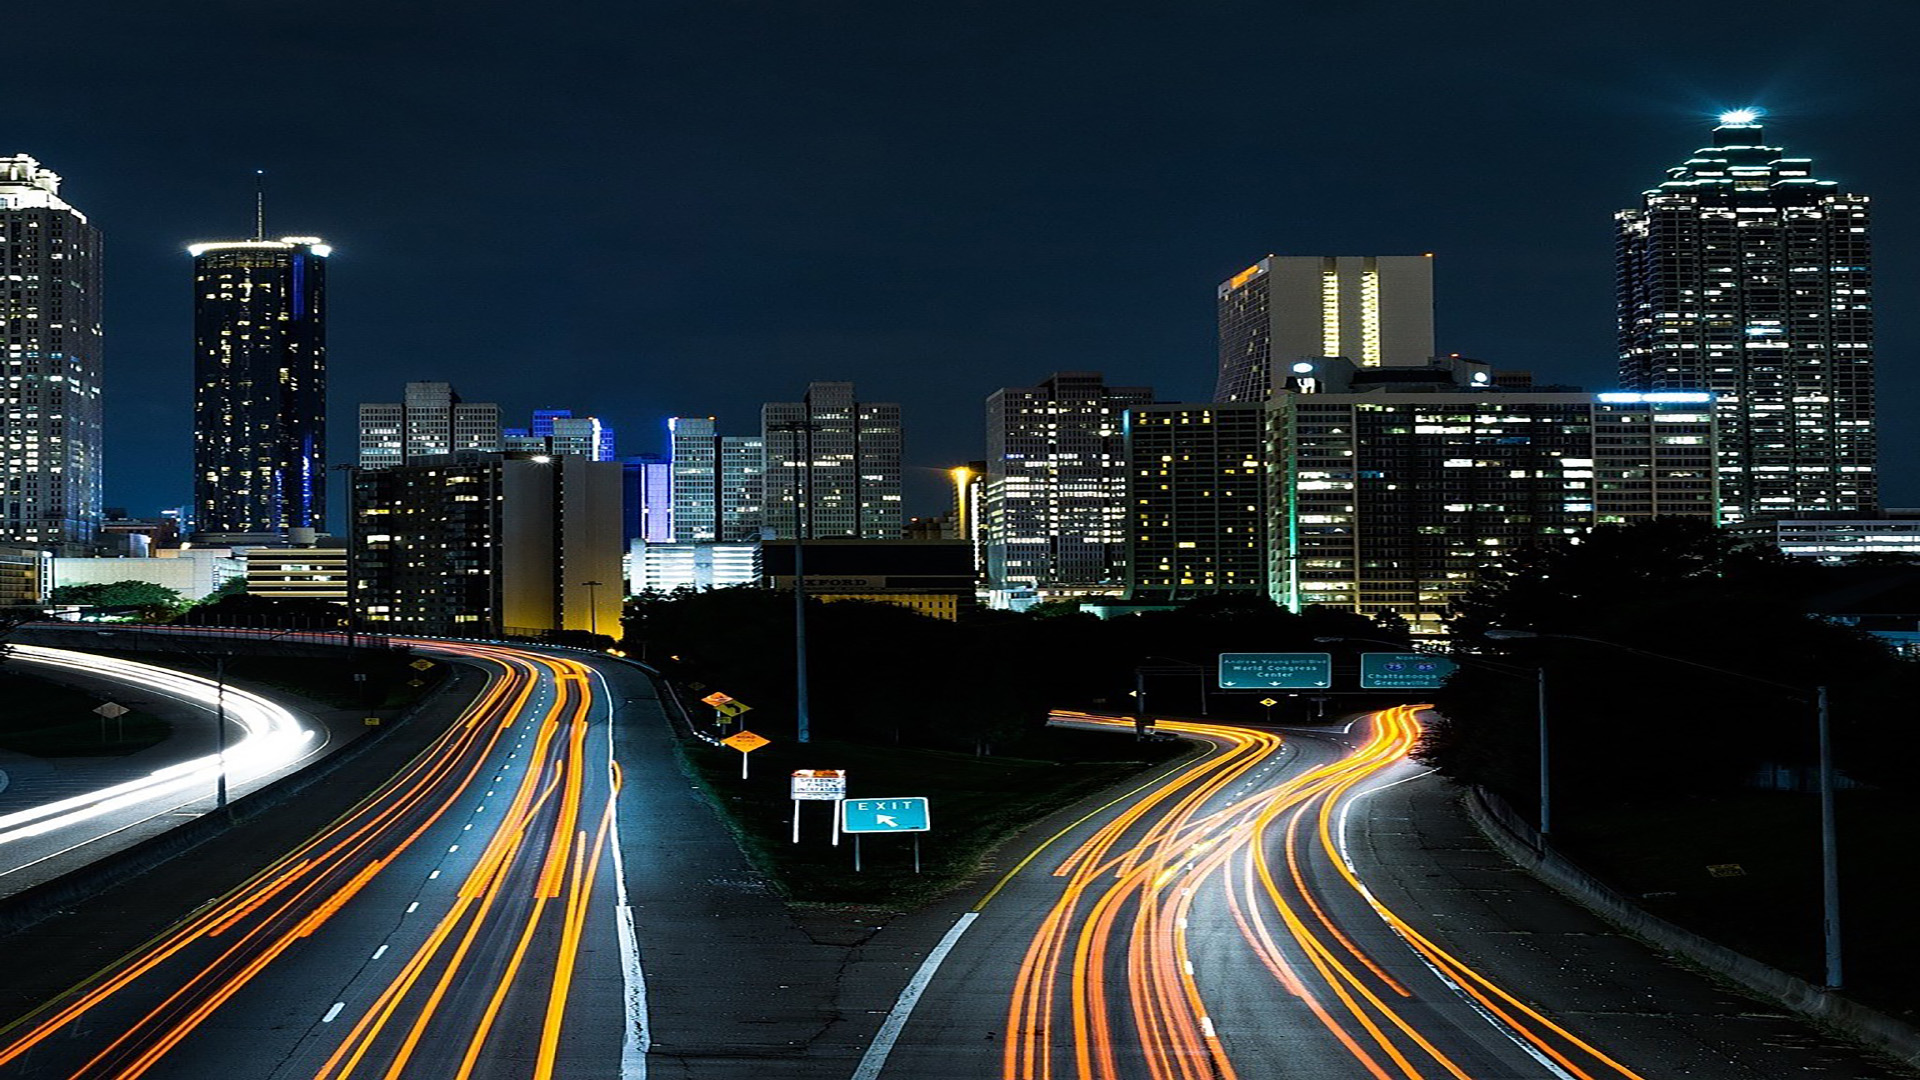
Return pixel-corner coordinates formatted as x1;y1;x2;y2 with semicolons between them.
49;580;187;618
1424;517;1920;809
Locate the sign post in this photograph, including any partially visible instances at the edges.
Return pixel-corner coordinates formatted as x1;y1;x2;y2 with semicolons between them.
840;797;931;872
93;701;128;743
721;729;769;778
790;769;847;844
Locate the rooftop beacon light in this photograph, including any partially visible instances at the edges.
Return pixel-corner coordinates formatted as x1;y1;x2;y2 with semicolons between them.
1718;108;1762;125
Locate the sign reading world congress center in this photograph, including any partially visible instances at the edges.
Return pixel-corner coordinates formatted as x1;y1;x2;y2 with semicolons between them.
1218;652;1332;690
1359;653;1459;690
840;797;931;833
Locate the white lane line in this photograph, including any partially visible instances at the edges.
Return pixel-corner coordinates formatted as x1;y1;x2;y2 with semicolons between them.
851;912;979;1080
588;663;648;1079
371;945;388;960
429;870;441;880
463;824;473;831
406;902;420;914
448;845;460;853
1200;1016;1216;1038
322;1002;345;1023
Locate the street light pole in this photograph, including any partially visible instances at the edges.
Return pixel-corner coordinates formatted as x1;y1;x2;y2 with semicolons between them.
770;419;823;744
1535;664;1550;842
214;654;229;812
579;580;604;638
1818;684;1841;990
1487;628;1842;990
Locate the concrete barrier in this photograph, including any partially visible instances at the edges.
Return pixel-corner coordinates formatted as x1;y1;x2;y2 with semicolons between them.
1467;785;1920;1068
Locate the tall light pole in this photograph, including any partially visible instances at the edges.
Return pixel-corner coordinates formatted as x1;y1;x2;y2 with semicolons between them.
769;419;823;744
579;580;604;638
1486;628;1842;990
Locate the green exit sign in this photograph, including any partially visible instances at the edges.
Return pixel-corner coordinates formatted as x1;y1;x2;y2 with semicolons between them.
1218;653;1332;689
1360;653;1458;690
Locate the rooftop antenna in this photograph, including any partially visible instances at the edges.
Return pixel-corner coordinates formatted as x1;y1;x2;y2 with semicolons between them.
253;169;266;240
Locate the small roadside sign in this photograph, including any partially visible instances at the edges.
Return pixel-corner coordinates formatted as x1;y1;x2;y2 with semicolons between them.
1258;698;1278;707
702;691;735;707
364;716;382;727
722;729;769;778
410;659;434;671
790;769;847;800
93;702;129;718
717;700;752;718
722;730;768;752
841;797;931;833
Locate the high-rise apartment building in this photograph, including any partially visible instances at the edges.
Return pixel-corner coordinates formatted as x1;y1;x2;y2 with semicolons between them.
350;451;623;637
1270;358;1718;635
190;233;329;536
983;372;1153;602
1618;111;1875;521
622;453;673;545
667;416;765;543
762;382;902;540
0;155;102;549
1216;255;1435;403
504;409;616;461
358;381;502;468
1124;403;1267;600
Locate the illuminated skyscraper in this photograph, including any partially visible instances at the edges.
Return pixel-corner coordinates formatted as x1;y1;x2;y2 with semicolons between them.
0;155;102;549
762;382;902;540
984;371;1153;603
1215;254;1434;403
1618;111;1876;521
191;234;329;536
668;416;764;542
357;381;502;468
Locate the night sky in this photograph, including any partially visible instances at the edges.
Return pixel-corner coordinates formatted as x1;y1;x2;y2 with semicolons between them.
9;1;1919;519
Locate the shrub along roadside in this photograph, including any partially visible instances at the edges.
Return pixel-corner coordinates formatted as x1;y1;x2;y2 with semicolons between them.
681;724;1189;907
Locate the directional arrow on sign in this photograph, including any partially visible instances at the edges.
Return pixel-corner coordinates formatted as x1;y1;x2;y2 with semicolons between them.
875;815;899;828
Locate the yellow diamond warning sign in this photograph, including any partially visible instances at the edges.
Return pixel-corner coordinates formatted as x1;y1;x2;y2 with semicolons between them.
722;730;769;753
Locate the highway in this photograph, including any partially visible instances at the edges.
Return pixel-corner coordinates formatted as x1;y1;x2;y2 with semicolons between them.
0;645;323;894
0;639;638;1080
872;706;1655;1079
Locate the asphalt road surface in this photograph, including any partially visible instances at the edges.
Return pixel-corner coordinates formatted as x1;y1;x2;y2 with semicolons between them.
868;707;1914;1079
0;645;329;897
0;640;636;1080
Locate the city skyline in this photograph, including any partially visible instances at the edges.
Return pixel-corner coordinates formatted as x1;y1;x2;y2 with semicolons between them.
4;4;1913;522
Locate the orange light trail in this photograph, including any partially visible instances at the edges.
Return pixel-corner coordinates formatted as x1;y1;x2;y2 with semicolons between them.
0;638;625;1080
1003;706;1651;1079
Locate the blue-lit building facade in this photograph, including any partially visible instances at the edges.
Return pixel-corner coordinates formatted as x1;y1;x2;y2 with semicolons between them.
1618;112;1875;522
190;236;328;537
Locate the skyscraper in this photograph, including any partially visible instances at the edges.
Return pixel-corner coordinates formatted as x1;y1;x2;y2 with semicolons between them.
504;409;616;461
0;155;102;549
667;416;764;542
762;382;902;540
191;234;329;536
358;381;502;468
983;372;1153;602
1270;358;1717;635
1124;402;1266;600
1215;255;1435;403
1618;111;1875;521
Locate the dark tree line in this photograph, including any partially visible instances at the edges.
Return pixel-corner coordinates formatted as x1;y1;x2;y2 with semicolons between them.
623;589;1400;753
1423;517;1920;811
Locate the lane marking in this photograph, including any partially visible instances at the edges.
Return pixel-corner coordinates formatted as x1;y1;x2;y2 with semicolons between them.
851;912;979;1080
371;945;388;960
1200;1016;1216;1038
323;1002;345;1023
448;845;460;853
405;902;419;914
428;871;440;880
